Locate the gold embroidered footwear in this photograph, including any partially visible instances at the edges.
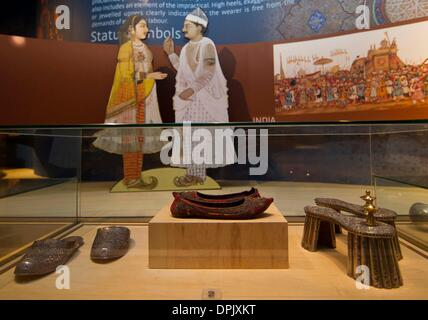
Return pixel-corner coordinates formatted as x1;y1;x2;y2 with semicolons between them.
173;175;205;187
125;176;158;190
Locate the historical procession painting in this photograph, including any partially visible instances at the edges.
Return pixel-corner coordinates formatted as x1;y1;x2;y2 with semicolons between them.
274;20;428;115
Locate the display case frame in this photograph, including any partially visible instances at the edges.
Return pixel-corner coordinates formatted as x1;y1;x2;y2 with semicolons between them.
0;120;427;298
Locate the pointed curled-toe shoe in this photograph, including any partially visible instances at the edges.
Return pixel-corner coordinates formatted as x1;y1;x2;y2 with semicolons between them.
173;188;260;204
125;177;158;190
91;226;131;261
173;175;205;187
14;236;84;277
170;196;274;219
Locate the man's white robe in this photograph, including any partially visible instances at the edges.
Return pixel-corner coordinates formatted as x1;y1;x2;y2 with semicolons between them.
168;37;229;123
168;37;234;169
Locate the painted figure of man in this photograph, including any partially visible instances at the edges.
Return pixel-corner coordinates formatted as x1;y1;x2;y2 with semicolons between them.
163;7;230;187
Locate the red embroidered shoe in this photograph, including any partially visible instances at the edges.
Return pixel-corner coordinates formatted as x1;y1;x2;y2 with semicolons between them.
172;188;260;204
170;195;273;220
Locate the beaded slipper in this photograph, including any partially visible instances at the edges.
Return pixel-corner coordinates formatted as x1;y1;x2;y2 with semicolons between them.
14;236;84;277
90;226;131;261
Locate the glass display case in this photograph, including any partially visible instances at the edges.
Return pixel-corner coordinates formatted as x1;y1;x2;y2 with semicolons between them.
0;121;427;299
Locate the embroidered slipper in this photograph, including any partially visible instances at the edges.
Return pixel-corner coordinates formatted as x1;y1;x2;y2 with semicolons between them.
173;188;261;203
170;196;273;220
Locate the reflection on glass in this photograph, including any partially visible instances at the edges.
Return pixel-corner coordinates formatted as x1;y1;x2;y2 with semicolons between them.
0;130;79;266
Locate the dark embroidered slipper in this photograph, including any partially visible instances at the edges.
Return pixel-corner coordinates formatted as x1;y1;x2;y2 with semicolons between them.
173;188;260;203
170;196;273;220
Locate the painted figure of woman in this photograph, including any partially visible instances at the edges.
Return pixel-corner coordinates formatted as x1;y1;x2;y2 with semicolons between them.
93;15;167;189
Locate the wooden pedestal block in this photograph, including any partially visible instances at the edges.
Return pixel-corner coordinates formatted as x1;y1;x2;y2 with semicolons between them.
149;203;289;269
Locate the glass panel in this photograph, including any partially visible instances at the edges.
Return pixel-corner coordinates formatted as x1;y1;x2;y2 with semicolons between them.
1;121;427;260
0;121;427;297
0;129;80;265
371;123;428;250
80;123;374;218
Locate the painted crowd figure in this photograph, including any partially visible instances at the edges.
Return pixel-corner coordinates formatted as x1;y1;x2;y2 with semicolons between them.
163;7;230;187
275;64;428;111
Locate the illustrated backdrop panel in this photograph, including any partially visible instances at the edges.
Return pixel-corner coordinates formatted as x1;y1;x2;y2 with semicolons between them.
273;20;428;117
37;0;428;45
2;0;427;125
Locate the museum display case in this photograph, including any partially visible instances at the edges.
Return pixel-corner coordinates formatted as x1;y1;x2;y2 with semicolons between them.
2;0;428;305
0;128;80;270
0;121;427;298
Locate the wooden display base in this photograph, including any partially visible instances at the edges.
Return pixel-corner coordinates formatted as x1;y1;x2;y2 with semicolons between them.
149;203;289;269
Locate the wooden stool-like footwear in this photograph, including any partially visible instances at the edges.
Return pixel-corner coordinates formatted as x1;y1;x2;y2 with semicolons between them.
302;206;403;289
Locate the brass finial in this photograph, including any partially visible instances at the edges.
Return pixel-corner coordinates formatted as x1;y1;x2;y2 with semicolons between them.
361;190;377;226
